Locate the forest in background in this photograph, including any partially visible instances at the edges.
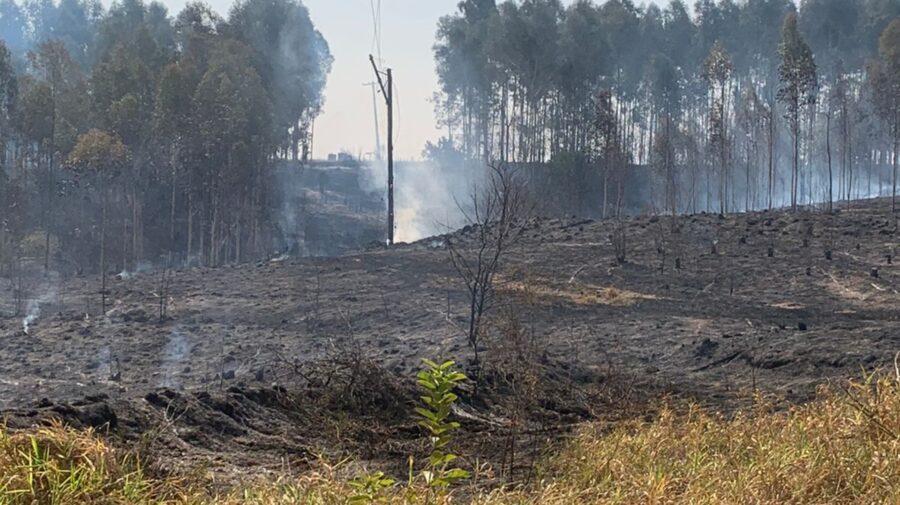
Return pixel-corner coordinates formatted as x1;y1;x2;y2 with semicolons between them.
2;0;900;280
0;0;332;277
430;0;900;218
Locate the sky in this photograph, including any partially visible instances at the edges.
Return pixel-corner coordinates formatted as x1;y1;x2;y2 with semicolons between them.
154;0;594;160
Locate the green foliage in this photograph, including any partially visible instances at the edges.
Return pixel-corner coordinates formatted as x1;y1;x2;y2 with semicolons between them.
18;231;59;260
15;77;53;144
67;129;128;174
0;40;15;131
871;19;900;132
347;359;469;502
225;0;332;129
416;359;470;490
0;0;333;274
30;39;91;150
777;12;819;116
348;471;396;504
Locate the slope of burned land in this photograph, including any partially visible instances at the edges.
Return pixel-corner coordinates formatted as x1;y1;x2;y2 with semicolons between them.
0;198;897;474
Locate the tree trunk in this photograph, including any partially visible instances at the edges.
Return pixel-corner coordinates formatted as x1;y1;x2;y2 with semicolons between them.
847;118;853;205
132;182;139;266
792;109;799;211
210;189;219;266
893;132;898;213
187;191;193;265
169;151;177;263
100;179;107;314
768;101;776;210
122;190;128;273
826;111;833;213
44;151;53;272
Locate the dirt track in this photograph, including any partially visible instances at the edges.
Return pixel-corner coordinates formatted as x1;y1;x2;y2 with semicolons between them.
0;199;898;472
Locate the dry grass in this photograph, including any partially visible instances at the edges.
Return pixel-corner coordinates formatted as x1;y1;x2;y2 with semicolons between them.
1;373;899;504
498;277;657;307
483;374;900;505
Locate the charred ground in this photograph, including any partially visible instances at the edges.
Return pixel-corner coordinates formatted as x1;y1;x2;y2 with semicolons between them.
0;198;897;475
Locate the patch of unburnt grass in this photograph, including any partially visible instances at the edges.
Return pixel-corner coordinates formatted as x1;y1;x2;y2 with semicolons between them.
1;365;898;504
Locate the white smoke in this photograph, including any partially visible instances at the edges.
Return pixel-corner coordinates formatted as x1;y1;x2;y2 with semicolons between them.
22;304;38;335
160;330;190;389
21;274;60;335
98;344;112;380
117;260;155;280
360;159;478;243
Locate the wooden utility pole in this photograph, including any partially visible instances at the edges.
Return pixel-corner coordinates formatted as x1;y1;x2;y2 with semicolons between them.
369;55;394;245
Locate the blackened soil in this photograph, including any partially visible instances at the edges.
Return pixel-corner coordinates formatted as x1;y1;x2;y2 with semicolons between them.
1;198;898;475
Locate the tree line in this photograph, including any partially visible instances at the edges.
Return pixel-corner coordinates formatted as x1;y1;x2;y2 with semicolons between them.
0;0;332;277
431;0;900;218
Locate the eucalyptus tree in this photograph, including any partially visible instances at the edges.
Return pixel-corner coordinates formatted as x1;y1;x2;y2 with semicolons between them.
800;0;862;73
703;41;734;214
67;129;128;311
190;38;272;265
0;0;27;58
648;53;681;219
0;41;17;271
0;41;16;171
558;0;607;155
153;61;197;257
434;0;498;161
28;40;90;269
869;19;900;211
0;0;332;277
225;0;331;161
778;12;818;210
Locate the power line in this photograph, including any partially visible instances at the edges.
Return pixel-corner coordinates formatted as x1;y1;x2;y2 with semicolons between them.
370;0;382;62
392;79;401;148
363;81;382;160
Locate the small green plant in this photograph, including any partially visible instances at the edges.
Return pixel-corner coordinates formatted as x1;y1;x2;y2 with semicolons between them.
415;359;470;490
348;471;396;504
348;359;469;501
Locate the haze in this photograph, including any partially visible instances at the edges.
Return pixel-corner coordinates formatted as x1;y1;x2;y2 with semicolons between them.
154;0;589;159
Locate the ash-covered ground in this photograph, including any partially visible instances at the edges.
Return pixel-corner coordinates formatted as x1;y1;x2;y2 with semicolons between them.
0;198;897;472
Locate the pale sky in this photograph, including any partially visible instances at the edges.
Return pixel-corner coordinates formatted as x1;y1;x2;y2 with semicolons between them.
155;0;616;160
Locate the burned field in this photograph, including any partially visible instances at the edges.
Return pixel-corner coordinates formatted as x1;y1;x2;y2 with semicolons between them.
0;199;897;474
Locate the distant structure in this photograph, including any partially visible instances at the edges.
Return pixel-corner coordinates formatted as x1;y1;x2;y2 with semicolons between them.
327;152;355;162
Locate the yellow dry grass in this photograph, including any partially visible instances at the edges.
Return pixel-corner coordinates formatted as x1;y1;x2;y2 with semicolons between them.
1;372;899;504
482;375;900;505
498;277;657;307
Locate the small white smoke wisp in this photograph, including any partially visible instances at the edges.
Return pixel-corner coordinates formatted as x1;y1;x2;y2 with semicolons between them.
117;260;155;280
98;345;112;379
160;331;190;389
22;303;38;335
21;278;60;335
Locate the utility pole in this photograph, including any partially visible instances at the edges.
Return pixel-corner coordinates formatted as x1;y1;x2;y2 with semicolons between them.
363;81;382;160
369;54;394;245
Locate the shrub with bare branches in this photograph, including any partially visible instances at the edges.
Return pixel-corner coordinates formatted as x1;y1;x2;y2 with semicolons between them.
448;163;530;367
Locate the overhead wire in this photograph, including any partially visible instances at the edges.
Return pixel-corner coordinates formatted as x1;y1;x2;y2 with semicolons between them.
374;0;397;151
370;0;382;63
393;79;401;150
370;0;394;154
